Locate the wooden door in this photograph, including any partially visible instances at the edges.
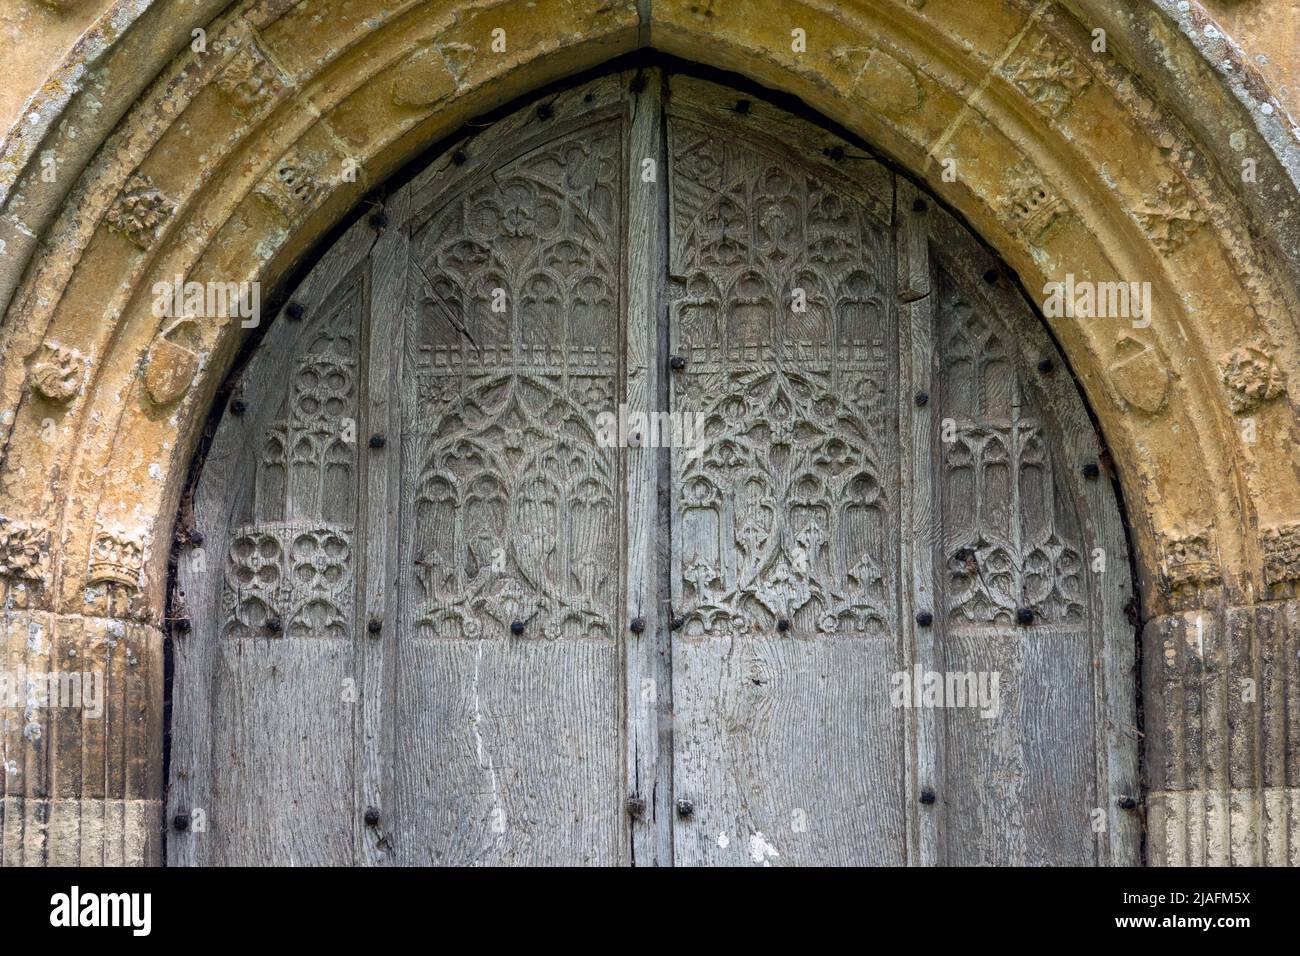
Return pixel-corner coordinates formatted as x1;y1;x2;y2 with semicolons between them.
168;69;1138;866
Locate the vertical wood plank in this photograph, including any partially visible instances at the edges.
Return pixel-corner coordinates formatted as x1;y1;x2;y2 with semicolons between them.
623;67;671;866
896;177;943;866
355;186;411;865
389;76;628;865
168;221;376;866
666;75;906;867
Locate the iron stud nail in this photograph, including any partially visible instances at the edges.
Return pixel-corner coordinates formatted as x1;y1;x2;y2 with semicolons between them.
825;145;845;162
1016;607;1034;626
627;796;647;820
1037;358;1055;374
983;268;999;285
364;807;381;827
536;103;554;120
734;99;750;114
675;798;695;819
266;616;282;634
670;615;686;631
912;198;928;213
369;433;386;449
1083;462;1101;480
367;617;382;635
1117;796;1138;811
510;620;526;636
367;210;389;231
915;390;929;407
174;618;192;635
230;398;247;416
916;610;933;627
173;813;191;831
630;617;646;634
285;301;305;321
669;354;687;371
919;788;937;805
777;617;791;633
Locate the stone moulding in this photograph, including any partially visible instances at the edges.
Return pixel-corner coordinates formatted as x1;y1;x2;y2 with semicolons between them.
0;0;1297;868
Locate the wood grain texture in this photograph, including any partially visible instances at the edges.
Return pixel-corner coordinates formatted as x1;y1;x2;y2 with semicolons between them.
666;75;907;866
391;77;630;864
623;69;672;865
168;70;1139;867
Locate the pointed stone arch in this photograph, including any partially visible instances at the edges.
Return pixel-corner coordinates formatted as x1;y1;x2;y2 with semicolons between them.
1;0;1297;865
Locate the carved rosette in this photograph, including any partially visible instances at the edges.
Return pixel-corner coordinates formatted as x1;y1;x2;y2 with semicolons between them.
1219;341;1287;414
0;515;52;608
27;340;86;402
1135;177;1207;255
105;172;176;248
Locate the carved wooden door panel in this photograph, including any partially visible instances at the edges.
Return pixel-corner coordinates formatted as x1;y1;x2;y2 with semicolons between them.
663;76;1138;866
169;69;1138;867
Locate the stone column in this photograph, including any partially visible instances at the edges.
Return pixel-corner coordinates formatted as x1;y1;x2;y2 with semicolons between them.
1144;598;1300;865
1;553;163;864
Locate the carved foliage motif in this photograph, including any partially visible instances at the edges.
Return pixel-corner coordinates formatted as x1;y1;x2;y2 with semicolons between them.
1135;176;1207;255
1219;341;1287;413
676;367;892;635
105;172;176;248
939;286;1085;625
27;341;86;402
406;124;622;640
0;515;51;608
409;374;616;640
669;122;894;635
1002;34;1092;117
214;39;286;114
222;524;353;638
1261;522;1300;587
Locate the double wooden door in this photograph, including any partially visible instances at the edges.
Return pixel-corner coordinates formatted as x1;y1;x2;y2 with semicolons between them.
169;70;1138;866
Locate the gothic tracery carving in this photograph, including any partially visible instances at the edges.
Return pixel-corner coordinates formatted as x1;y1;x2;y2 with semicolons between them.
938;283;1085;625
405;123;622;640
668;121;895;635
